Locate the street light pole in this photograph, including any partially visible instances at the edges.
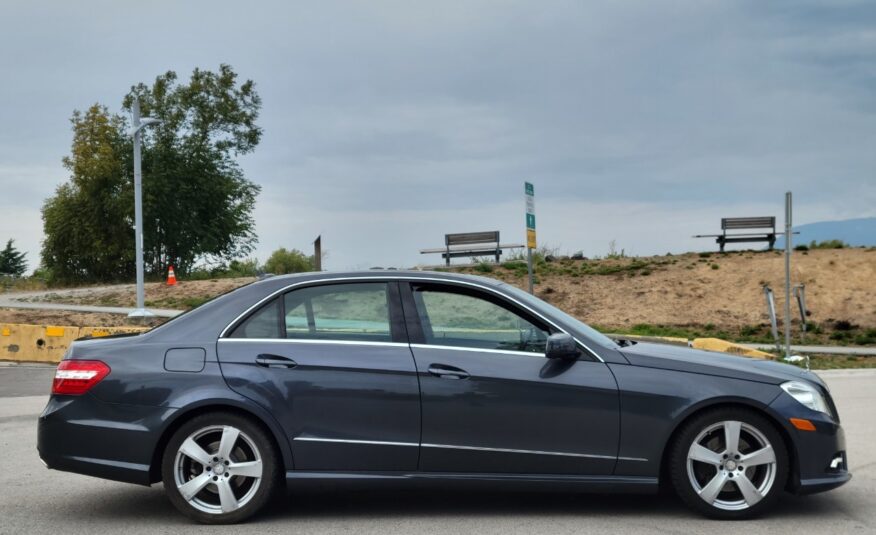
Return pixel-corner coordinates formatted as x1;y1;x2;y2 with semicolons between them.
128;97;160;319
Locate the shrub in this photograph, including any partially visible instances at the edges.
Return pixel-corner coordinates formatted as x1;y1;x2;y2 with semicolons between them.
794;244;809;251
473;262;493;273
698;252;712;258
264;248;314;274
810;239;847;249
711;263;720;270
834;320;856;331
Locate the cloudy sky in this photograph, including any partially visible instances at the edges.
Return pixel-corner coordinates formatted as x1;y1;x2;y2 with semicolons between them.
1;0;874;271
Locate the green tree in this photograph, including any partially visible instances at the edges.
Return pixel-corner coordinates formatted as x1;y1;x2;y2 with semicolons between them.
41;64;262;283
264;248;313;274
0;239;28;277
41;105;133;283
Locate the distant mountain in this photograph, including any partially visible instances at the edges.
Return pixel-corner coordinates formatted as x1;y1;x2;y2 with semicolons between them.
775;217;876;248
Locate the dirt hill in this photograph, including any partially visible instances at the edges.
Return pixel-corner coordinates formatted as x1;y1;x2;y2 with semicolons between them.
477;248;876;330
1;249;874;344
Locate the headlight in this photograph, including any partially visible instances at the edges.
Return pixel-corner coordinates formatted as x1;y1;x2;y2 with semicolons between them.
781;381;830;415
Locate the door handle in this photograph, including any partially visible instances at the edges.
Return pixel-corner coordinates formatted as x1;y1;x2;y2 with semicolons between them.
256;354;297;369
427;364;470;380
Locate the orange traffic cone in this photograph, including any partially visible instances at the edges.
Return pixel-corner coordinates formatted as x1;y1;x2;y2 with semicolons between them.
166;265;177;286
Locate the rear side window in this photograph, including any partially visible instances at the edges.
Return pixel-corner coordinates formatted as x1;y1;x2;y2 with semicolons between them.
228;282;393;342
229;297;282;339
284;283;391;342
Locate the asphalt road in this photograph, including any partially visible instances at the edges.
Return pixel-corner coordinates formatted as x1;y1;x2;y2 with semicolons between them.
1;366;873;534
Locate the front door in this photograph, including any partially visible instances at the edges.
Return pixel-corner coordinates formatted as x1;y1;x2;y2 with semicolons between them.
403;282;620;475
217;281;420;471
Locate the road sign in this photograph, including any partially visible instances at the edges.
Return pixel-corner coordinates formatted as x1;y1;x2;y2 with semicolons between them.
525;182;536;248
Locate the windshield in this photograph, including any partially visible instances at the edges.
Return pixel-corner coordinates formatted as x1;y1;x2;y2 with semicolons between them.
498;282;619;349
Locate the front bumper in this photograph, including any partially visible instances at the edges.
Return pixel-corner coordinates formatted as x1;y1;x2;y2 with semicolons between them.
769;392;851;495
37;394;174;486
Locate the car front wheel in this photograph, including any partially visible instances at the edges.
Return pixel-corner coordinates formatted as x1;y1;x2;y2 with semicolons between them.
670;408;788;519
161;412;281;524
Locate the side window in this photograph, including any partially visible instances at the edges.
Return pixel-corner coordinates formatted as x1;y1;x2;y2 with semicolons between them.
283;283;392;342
229;297;282;339
412;286;549;353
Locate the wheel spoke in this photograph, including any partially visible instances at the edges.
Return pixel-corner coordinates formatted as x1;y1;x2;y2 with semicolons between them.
179;437;213;466
723;421;742;454
698;471;729;504
689;444;723;466
218;426;240;460
229;460;263;478
734;473;763;506
217;478;240;512
741;445;776;467
178;472;212;501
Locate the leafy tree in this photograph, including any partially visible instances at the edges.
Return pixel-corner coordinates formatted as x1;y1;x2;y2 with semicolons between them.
41;105;133;283
264;248;313;274
41;64;262;283
0;239;28;277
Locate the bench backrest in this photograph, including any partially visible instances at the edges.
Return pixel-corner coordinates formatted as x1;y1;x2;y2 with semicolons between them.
721;217;775;231
446;231;500;246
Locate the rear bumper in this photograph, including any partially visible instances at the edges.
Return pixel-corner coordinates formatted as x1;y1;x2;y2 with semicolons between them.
37;394;173;486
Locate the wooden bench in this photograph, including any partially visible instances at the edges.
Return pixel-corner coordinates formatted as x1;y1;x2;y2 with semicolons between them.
420;231;523;266
695;217;777;252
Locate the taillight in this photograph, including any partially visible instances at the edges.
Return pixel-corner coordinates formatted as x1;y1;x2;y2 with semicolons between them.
52;360;111;395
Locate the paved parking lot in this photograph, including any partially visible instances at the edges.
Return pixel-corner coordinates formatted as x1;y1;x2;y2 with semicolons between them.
1;365;873;534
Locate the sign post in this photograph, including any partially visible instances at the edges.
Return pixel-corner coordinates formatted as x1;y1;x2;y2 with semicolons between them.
525;182;536;294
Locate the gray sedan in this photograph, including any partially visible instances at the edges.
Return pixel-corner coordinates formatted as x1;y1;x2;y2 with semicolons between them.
38;271;849;523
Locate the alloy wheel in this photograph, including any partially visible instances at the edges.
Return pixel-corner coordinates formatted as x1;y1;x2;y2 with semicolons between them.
173;425;264;514
686;420;777;511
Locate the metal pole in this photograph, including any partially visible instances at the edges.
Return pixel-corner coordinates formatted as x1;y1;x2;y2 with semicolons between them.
128;98;152;318
764;285;781;353
784;191;792;358
526;247;534;294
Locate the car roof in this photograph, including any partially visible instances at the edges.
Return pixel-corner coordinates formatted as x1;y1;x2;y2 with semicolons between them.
252;269;506;289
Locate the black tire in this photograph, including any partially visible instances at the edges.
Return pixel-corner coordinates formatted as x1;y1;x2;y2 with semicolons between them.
669;407;788;519
161;411;282;524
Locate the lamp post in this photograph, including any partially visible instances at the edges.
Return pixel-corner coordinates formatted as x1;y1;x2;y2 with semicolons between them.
127;97;161;319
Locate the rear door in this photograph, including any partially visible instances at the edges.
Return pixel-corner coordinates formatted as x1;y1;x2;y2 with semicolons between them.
217;280;421;471
402;281;620;475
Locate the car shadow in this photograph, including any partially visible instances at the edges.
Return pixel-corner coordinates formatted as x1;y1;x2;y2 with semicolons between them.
61;483;852;526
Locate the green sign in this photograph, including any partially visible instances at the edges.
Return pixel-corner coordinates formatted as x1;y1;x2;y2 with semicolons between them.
526;213;536;230
525;182;534;196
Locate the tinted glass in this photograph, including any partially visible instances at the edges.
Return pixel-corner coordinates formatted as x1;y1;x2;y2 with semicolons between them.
284;283;392;342
229;297;282;338
413;287;548;353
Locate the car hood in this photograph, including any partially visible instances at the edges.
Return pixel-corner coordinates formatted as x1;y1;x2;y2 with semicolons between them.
620;342;826;387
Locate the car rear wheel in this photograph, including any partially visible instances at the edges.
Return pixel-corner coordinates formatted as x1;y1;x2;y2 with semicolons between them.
670;408;788;519
161;412;281;524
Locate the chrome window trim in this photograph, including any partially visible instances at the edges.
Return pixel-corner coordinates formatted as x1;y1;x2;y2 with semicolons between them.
219;338;409;349
290;437;647;462
219;275;604;363
409;343;546;359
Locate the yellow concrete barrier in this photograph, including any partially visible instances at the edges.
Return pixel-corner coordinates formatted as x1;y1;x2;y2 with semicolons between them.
1;323;81;363
691;338;774;360
1;323;149;363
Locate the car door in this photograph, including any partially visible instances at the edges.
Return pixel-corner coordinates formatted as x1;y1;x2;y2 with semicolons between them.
402;281;619;475
217;280;421;471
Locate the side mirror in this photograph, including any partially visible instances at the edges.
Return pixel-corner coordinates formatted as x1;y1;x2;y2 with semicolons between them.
545;333;579;360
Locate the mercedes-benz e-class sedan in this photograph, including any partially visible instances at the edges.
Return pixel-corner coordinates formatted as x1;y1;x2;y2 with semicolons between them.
38;271;849;523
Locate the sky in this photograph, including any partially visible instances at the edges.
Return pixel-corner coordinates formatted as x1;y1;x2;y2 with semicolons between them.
1;0;874;272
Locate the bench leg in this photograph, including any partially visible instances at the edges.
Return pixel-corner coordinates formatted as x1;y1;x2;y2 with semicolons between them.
718;238;725;253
